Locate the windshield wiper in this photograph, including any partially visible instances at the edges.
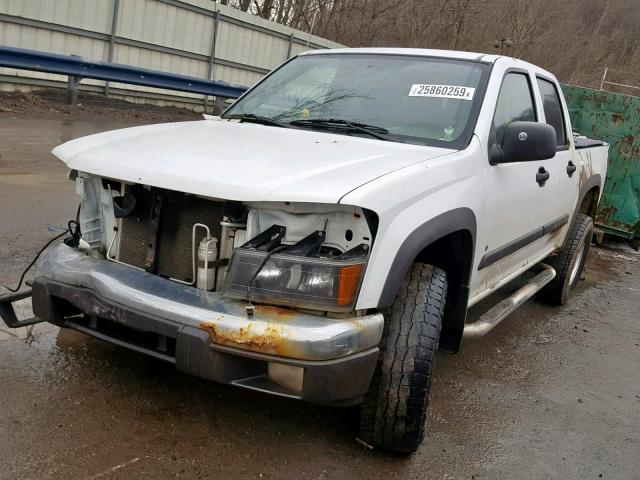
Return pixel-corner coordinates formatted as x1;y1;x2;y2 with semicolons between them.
289;118;395;141
223;113;288;128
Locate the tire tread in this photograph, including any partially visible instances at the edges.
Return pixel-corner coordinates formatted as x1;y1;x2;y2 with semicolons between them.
359;263;446;453
538;214;593;305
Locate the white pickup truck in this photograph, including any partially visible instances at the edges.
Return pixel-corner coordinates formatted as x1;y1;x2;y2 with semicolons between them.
19;49;609;452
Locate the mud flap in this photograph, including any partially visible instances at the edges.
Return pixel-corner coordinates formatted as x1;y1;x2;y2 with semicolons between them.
0;288;44;328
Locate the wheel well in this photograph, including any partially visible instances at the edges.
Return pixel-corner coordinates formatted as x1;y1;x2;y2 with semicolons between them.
579;187;600;220
414;229;474;352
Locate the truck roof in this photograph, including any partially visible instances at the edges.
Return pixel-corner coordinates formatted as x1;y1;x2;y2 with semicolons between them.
304;47;494;62
303;48;554;78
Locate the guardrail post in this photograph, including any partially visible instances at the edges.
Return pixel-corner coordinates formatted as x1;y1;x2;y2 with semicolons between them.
204;10;220;113
66;75;81;105
213;96;226;115
105;0;121;98
286;33;294;59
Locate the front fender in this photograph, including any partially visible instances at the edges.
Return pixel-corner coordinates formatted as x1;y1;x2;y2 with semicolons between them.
377;208;477;307
343;137;484;314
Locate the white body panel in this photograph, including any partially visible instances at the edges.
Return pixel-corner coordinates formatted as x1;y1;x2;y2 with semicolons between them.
343;137;485;308
53;120;454;204
466;58;579;303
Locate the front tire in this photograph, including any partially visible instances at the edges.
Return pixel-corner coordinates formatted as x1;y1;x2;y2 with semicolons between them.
538;214;593;305
359;263;446;453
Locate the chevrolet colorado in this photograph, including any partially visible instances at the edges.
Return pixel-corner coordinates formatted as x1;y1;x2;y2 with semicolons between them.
5;48;608;453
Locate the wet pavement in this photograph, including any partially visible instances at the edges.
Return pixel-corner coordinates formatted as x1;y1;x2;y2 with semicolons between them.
1;96;639;479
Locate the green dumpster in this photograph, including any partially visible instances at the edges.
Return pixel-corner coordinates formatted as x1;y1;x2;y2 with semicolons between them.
562;85;640;244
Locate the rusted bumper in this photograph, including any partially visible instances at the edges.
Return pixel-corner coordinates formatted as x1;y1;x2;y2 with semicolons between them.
31;244;383;406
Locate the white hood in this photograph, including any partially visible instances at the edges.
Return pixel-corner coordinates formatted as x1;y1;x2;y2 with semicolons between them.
52;120;454;204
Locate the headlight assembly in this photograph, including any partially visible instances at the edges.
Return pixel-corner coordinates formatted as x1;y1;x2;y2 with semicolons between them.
224;226;368;312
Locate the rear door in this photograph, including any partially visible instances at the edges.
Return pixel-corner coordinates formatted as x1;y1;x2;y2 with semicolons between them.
471;69;562;300
535;76;579;237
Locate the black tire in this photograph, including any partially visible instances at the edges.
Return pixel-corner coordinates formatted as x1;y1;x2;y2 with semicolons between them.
359;263;446;454
538;214;593;305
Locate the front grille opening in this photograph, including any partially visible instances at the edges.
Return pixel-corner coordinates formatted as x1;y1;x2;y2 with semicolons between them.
117;186;225;283
68;315;177;360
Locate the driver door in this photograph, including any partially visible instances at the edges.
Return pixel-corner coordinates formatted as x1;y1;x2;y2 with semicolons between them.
472;70;560;300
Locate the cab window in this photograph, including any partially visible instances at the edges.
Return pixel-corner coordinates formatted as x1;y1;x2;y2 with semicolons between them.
492;73;536;146
536;77;567;147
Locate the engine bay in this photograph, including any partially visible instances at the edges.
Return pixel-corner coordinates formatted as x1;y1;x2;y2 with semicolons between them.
75;173;375;312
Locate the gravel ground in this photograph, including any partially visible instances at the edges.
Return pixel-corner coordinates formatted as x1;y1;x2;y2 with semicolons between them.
0;91;638;480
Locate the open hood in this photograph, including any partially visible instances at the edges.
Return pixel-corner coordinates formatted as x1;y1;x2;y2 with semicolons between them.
53;120;455;204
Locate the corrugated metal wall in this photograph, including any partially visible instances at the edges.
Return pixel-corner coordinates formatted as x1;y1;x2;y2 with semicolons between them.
0;0;343;108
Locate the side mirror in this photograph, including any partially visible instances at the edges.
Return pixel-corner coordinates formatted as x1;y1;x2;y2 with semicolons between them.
490;121;557;165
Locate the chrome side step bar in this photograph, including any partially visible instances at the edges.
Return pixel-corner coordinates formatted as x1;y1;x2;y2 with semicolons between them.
463;263;556;339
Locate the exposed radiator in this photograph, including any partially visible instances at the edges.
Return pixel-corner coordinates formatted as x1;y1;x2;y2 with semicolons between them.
117;186;224;283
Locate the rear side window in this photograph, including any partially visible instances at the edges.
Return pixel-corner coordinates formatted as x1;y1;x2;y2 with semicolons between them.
492;73;536;145
537;78;567;147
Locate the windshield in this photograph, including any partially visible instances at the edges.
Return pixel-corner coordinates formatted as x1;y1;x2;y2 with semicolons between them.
223;53;490;148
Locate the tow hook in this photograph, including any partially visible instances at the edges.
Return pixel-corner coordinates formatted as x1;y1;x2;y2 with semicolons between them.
0;287;43;328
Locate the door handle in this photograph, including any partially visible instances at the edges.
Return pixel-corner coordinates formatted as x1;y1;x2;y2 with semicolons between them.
536;167;550;187
567;160;577;177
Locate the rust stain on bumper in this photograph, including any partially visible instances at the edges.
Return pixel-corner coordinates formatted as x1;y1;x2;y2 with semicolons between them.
199;305;297;355
252;304;297;321
199;321;293;356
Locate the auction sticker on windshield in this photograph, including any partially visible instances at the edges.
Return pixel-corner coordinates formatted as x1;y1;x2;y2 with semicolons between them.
409;84;475;100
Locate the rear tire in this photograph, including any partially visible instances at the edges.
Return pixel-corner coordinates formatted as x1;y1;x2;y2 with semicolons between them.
538;214;593;305
359;263;446;453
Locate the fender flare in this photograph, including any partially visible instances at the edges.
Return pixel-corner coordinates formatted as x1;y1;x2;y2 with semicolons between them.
377;207;477;308
573;173;602;226
577;174;602;210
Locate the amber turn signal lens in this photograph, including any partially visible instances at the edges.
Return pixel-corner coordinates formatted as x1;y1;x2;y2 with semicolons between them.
337;264;364;306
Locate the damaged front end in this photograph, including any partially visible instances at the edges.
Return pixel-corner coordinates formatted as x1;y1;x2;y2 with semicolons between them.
29;172;383;405
76;173;374;308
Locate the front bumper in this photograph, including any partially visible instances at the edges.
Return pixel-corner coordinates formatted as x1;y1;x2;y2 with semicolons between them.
32;245;383;406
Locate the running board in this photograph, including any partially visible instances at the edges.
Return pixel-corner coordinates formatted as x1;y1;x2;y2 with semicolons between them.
463;263;556;339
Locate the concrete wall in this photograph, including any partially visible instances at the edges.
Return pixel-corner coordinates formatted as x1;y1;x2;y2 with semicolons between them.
0;0;343;109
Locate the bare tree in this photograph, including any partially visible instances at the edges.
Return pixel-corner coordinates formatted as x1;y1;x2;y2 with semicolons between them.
221;0;640;89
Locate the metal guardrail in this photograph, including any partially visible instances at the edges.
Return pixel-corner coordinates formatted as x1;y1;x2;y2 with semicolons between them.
0;45;248;105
